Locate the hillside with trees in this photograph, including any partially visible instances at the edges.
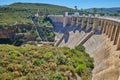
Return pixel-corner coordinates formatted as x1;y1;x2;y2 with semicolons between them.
0;3;76;45
85;7;120;16
0;3;75;27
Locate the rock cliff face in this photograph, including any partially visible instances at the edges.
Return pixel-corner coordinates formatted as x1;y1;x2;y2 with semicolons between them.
0;24;36;44
49;16;120;80
0;28;14;39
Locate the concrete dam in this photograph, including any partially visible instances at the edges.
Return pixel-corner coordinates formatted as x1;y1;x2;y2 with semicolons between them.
48;15;120;80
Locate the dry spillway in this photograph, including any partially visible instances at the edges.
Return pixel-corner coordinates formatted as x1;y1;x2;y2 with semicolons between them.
48;15;120;80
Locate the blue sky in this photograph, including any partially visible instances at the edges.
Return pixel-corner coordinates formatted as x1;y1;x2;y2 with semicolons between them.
0;0;120;9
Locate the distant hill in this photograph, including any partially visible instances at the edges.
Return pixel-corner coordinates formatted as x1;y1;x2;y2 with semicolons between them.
7;2;74;14
0;3;119;27
85;7;120;14
8;2;69;9
0;3;75;26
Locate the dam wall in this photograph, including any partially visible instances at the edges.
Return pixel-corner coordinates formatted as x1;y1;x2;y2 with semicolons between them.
48;15;120;80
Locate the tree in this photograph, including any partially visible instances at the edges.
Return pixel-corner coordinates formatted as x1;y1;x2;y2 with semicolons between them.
74;6;78;11
100;8;103;13
113;13;119;16
93;8;97;16
106;13;109;16
100;8;104;16
80;8;83;14
36;37;41;42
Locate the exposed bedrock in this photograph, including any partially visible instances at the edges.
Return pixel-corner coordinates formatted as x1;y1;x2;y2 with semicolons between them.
48;15;120;80
0;24;35;40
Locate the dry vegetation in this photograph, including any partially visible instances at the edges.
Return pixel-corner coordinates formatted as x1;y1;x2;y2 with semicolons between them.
0;44;93;80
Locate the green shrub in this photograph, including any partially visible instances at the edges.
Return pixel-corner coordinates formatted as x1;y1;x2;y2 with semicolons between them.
68;66;76;75
33;59;42;66
10;53;18;59
9;50;19;59
50;73;66;80
36;37;42;42
82;75;88;80
59;65;68;71
56;55;68;65
21;61;28;68
43;52;54;59
29;50;35;55
75;45;85;52
13;39;23;46
13;71;21;78
7;64;23;72
17;47;27;54
0;72;13;80
86;61;94;69
75;64;86;75
0;67;6;74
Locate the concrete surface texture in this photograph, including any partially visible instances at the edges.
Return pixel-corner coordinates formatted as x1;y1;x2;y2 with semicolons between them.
49;15;120;80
